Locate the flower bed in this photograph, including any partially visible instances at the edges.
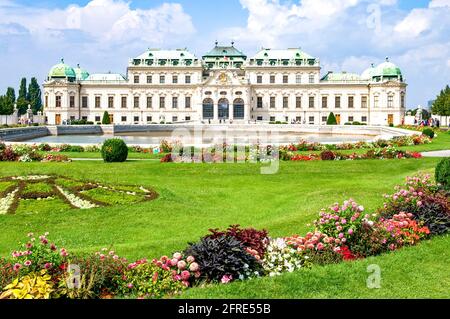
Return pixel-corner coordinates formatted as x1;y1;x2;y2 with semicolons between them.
0;176;158;215
1;171;448;299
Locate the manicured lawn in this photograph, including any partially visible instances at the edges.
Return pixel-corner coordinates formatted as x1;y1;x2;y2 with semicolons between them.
0;158;446;298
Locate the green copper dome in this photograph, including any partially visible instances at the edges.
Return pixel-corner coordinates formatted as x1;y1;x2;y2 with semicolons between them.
361;63;376;80
48;59;76;79
374;58;402;78
74;64;90;81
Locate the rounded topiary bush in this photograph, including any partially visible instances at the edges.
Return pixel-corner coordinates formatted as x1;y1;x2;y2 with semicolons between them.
436;157;450;190
101;138;128;163
422;128;435;139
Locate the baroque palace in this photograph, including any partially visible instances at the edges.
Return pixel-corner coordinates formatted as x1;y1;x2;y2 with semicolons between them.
43;42;406;126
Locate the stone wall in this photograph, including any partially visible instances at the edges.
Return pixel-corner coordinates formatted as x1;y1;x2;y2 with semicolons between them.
0;127;50;142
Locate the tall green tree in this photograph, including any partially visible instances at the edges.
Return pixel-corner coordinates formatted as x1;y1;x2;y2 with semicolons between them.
28;77;42;114
17;77;29;115
6;87;15;105
3;87;15;115
432;85;450;125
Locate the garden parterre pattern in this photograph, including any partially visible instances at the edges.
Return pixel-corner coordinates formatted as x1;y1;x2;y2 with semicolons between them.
0;175;158;215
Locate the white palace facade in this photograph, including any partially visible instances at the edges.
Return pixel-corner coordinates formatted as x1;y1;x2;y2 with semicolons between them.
43;43;407;126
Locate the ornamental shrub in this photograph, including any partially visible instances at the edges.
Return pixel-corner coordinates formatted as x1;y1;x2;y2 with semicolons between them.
380;174;449;235
102;111;111;125
320;150;336;161
0;142;5;152
184;236;262;283
119;261;185;299
422;128;435;139
261;238;311;276
326;113;337;125
1;270;55;299
62;250;128;299
314;199;376;253
101;139;128;163
435;157;450;190
206;225;269;259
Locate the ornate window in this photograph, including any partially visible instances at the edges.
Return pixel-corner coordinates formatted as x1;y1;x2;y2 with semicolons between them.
108;96;114;109
388;94;394;108
270;96;276;109
134;96;140;109
95;96;101;108
172;97;178;109
121;96;127;109
69;96;75;108
335;96;341;109
55;96;61;108
348;96;354;109
361;96;368;108
82;96;88;108
233;98;245;119
257;97;263;109
322;96;328;108
283;96;289;109
147;96;152;109
309;96;315;108
296;96;302;109
185;96;191;109
202;98;214;119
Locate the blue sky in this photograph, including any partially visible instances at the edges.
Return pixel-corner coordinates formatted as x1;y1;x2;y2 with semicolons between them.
0;0;449;108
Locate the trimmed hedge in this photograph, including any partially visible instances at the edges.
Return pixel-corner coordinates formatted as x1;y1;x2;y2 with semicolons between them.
436;157;450;190
101;139;128;163
422;128;435;139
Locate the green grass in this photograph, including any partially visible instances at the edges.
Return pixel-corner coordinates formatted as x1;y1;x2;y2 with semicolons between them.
0;181;16;193
15;197;70;215
0;158;446;298
22;182;53;195
81;187;145;205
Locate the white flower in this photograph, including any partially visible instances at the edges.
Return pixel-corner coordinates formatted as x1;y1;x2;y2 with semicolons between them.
0;188;19;214
56;186;98;209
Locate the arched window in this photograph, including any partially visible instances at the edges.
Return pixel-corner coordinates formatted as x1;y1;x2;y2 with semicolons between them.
233;98;245;119
203;98;214;119
218;98;229;120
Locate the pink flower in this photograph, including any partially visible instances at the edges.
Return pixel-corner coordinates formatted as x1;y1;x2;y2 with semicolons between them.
13;263;22;271
186;256;195;263
128;283;133;289
109;251;115;256
50;243;57;251
348;229;354;235
317;243;324;251
173;252;182;260
341;219;347;225
337;226;343;231
182;280;190;287
170;258;178;267
44;263;53;269
181;270;190;281
417;201;423;207
24;260;32;267
221;275;233;284
177;261;187;270
195;271;201;278
189;262;199;272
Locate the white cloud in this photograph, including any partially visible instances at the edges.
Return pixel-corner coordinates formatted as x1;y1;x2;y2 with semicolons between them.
0;0;195;46
429;0;450;8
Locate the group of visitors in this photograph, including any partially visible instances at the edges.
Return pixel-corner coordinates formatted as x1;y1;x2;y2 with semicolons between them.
414;118;441;127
